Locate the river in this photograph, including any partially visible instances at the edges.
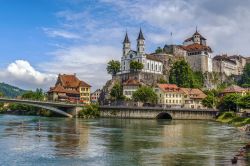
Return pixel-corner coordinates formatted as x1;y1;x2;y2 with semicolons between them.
0;115;249;166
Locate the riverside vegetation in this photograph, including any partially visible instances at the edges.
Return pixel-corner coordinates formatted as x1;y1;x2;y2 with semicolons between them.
217;112;250;127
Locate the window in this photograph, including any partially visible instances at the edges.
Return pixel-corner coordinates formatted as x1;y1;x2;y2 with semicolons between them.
173;94;175;97
148;63;150;69
152;64;154;70
173;100;175;103
156;65;157;71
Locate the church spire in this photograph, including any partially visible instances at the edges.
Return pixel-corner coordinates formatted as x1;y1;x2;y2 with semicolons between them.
137;28;145;40
123;31;130;43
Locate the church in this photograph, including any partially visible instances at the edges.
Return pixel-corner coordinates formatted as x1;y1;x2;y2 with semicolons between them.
120;29;163;75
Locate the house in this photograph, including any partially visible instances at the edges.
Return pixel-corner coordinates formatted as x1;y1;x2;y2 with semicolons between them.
180;88;207;109
48;74;91;104
122;79;141;99
91;89;101;103
220;85;247;97
155;84;184;108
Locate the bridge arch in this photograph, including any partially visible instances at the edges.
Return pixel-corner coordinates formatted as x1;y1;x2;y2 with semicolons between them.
0;100;72;118
156;112;172;120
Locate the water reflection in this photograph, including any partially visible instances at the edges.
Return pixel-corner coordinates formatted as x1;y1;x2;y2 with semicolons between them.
0;115;249;166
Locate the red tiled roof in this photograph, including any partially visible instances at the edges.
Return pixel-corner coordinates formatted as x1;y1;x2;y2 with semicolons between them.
221;85;246;93
183;43;212;52
48;85;79;94
180;88;207;99
123;79;141;86
157;84;181;92
57;74;91;88
80;81;91;87
59;74;80;88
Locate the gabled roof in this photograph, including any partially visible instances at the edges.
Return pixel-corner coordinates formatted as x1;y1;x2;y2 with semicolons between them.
184;30;206;42
59;74;80;88
57;74;91;88
123;32;130;43
157;84;181;93
48;85;79;94
183;43;212;52
80;81;91;87
180;88;207;99
137;28;145;40
221;85;246;93
146;54;162;62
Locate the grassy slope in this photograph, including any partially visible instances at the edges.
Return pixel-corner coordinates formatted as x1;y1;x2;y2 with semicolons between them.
217;112;250;127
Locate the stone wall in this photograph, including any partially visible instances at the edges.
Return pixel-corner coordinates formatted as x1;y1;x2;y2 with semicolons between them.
100;106;217;120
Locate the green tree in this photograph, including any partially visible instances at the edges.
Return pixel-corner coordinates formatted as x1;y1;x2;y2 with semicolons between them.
132;86;157;104
202;90;219;108
238;94;250;108
130;61;144;72
110;83;125;101
78;103;100;118
22;88;44;100
193;71;204;88
239;63;250;87
169;60;196;88
0;92;3;97
107;60;121;76
218;93;241;112
155;47;163;53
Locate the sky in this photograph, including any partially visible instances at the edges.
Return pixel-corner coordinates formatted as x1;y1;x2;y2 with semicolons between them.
0;0;250;91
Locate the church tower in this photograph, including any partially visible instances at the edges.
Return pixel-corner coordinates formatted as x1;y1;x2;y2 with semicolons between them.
137;28;145;55
123;32;131;56
193;28;201;44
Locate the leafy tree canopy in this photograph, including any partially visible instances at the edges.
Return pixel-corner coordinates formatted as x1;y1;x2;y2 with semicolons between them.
238;63;250;87
110;83;125;101
238;94;250;108
202;89;219;108
155;47;163;53
21;88;44;100
132;86;157;104
130;61;144;72
218;93;241;112
169;60;203;88
107;60;120;76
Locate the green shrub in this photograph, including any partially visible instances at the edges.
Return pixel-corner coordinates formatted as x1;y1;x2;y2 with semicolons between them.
78;104;100;118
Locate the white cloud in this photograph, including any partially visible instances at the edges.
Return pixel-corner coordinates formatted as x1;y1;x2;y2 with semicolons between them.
40;45;121;90
0;60;56;90
43;28;81;39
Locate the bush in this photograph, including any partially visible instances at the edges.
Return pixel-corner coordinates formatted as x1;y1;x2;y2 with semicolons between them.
78;104;100;118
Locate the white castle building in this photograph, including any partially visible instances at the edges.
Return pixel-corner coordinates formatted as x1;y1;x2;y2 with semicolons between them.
120;29;163;75
183;29;213;73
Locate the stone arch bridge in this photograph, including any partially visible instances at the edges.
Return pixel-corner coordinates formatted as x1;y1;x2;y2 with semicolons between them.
0;98;84;118
100;106;218;120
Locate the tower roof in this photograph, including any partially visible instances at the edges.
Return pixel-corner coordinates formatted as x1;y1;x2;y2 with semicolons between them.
137;28;145;40
123;32;130;43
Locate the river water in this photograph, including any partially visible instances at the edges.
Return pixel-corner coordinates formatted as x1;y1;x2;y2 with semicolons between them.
0;115;249;166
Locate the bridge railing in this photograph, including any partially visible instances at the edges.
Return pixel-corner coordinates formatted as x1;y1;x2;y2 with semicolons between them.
0;97;85;106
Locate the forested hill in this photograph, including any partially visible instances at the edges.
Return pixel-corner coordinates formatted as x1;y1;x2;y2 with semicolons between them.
0;82;27;98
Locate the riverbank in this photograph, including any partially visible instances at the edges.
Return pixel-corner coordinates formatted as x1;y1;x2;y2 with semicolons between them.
217;112;250;127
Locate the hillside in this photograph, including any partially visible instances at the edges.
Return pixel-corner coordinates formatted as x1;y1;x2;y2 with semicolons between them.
0;82;27;98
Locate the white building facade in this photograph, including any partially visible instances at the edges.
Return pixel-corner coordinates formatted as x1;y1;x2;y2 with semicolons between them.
183;30;213;73
120;29;163;75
